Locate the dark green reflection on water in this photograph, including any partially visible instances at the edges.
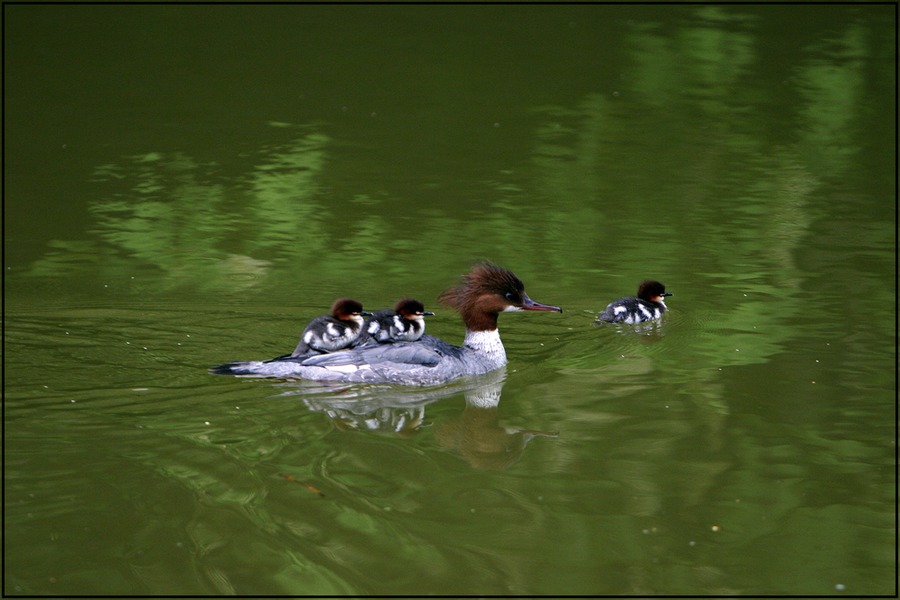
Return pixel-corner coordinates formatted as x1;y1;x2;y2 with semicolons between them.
5;4;895;596
18;5;891;300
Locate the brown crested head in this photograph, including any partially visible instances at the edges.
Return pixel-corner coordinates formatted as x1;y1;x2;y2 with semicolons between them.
438;261;561;331
438;261;522;313
330;298;368;320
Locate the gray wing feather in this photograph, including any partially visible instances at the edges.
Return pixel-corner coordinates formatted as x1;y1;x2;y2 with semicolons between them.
300;341;443;368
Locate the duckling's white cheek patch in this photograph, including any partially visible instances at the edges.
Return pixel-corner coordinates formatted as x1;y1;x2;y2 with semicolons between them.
613;306;627;315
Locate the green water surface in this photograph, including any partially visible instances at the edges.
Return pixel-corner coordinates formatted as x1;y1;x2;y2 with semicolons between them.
4;4;896;596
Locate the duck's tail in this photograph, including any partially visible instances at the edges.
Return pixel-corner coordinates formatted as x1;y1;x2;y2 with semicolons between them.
208;361;258;376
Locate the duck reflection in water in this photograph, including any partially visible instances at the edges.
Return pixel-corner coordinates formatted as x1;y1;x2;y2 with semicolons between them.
290;368;557;470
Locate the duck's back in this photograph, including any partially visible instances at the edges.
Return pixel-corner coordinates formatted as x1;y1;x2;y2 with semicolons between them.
213;335;490;386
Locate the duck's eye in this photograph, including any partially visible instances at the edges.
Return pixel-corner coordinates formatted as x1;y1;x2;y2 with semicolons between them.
505;292;516;301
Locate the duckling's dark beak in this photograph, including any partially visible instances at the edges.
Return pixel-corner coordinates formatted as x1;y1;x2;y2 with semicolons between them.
422;311;435;316
522;293;563;313
361;310;373;316
663;292;673;297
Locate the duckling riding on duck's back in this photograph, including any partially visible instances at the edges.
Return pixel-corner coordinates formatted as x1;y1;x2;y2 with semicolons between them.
291;298;371;356
362;298;434;344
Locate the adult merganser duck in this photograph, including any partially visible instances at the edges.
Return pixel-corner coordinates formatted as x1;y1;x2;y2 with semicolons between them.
291;298;371;356
211;262;562;386
362;298;434;343
597;280;672;324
